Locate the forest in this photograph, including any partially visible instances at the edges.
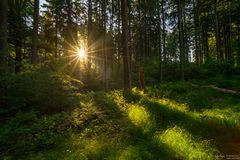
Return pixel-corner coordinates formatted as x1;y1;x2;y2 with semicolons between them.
0;0;240;159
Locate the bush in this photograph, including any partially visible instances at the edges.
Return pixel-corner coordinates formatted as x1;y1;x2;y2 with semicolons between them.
0;66;82;115
149;82;192;99
0;111;70;158
136;57;240;82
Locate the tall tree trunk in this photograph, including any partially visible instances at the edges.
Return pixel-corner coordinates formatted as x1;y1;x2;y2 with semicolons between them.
224;24;228;61
183;3;188;63
204;26;209;63
214;0;222;63
117;0;121;65
137;0;142;63
65;0;72;56
128;0;132;72
31;0;39;64
0;0;8;71
55;15;58;57
121;0;131;93
110;0;114;32
102;0;108;91
177;0;185;81
237;21;240;65
143;8;147;57
199;22;203;64
87;0;92;69
193;0;199;64
227;1;232;62
110;0;114;70
162;0;166;64
202;18;209;64
157;0;162;82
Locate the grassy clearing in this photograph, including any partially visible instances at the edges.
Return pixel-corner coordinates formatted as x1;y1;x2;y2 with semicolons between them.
1;73;240;159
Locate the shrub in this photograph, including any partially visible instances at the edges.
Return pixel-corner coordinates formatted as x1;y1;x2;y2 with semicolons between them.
0;66;82;115
0;111;70;158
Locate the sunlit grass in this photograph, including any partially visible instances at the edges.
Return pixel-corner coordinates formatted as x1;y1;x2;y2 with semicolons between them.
127;104;156;133
137;88;240;128
199;108;240;126
154;126;218;159
128;104;150;127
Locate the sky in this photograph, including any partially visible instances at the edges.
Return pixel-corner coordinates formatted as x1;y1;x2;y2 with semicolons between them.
40;0;46;11
40;0;45;6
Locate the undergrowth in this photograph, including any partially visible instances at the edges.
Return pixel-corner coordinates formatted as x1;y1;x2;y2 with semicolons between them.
1;67;240;159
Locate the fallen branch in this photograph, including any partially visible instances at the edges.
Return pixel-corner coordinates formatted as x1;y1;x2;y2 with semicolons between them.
191;84;240;94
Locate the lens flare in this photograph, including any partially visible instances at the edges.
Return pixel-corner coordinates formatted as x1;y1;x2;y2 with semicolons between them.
79;48;85;58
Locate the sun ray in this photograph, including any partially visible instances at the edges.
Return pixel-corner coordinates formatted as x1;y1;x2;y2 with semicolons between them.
78;48;85;59
70;58;80;75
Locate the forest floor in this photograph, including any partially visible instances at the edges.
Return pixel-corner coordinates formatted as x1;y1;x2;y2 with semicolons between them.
1;72;240;159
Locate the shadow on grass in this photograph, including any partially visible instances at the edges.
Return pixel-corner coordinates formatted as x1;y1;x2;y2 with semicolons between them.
92;92;175;159
93;92;217;159
138;97;240;155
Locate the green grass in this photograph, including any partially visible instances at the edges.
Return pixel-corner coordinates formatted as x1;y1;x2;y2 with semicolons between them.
1;71;240;159
154;126;217;159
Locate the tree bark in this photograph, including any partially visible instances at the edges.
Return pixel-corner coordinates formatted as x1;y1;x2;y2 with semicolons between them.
193;0;199;64
0;0;8;71
137;0;142;63
87;0;92;69
128;0;132;72
31;0;39;64
177;0;185;81
157;0;162;82
102;0;108;91
121;0;131;93
203;23;209;63
214;0;222;63
162;0;166;64
65;0;72;56
117;0;121;65
227;1;232;62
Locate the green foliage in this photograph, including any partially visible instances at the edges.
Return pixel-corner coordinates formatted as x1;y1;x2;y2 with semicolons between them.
0;111;70;158
136;57;240;84
0;66;82;114
148;82;192;101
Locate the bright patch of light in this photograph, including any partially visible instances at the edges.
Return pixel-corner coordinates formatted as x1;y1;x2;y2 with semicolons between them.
79;48;85;59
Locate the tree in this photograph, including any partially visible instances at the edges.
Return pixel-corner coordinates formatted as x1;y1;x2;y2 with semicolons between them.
121;0;131;93
4;0;240;85
162;0;166;64
214;0;222;63
177;0;185;81
157;0;163;81
87;0;93;70
193;0;199;64
0;0;8;71
102;0;108;91
31;0;40;64
8;0;28;72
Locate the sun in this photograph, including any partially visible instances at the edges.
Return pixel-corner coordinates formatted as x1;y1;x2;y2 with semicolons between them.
78;48;86;59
